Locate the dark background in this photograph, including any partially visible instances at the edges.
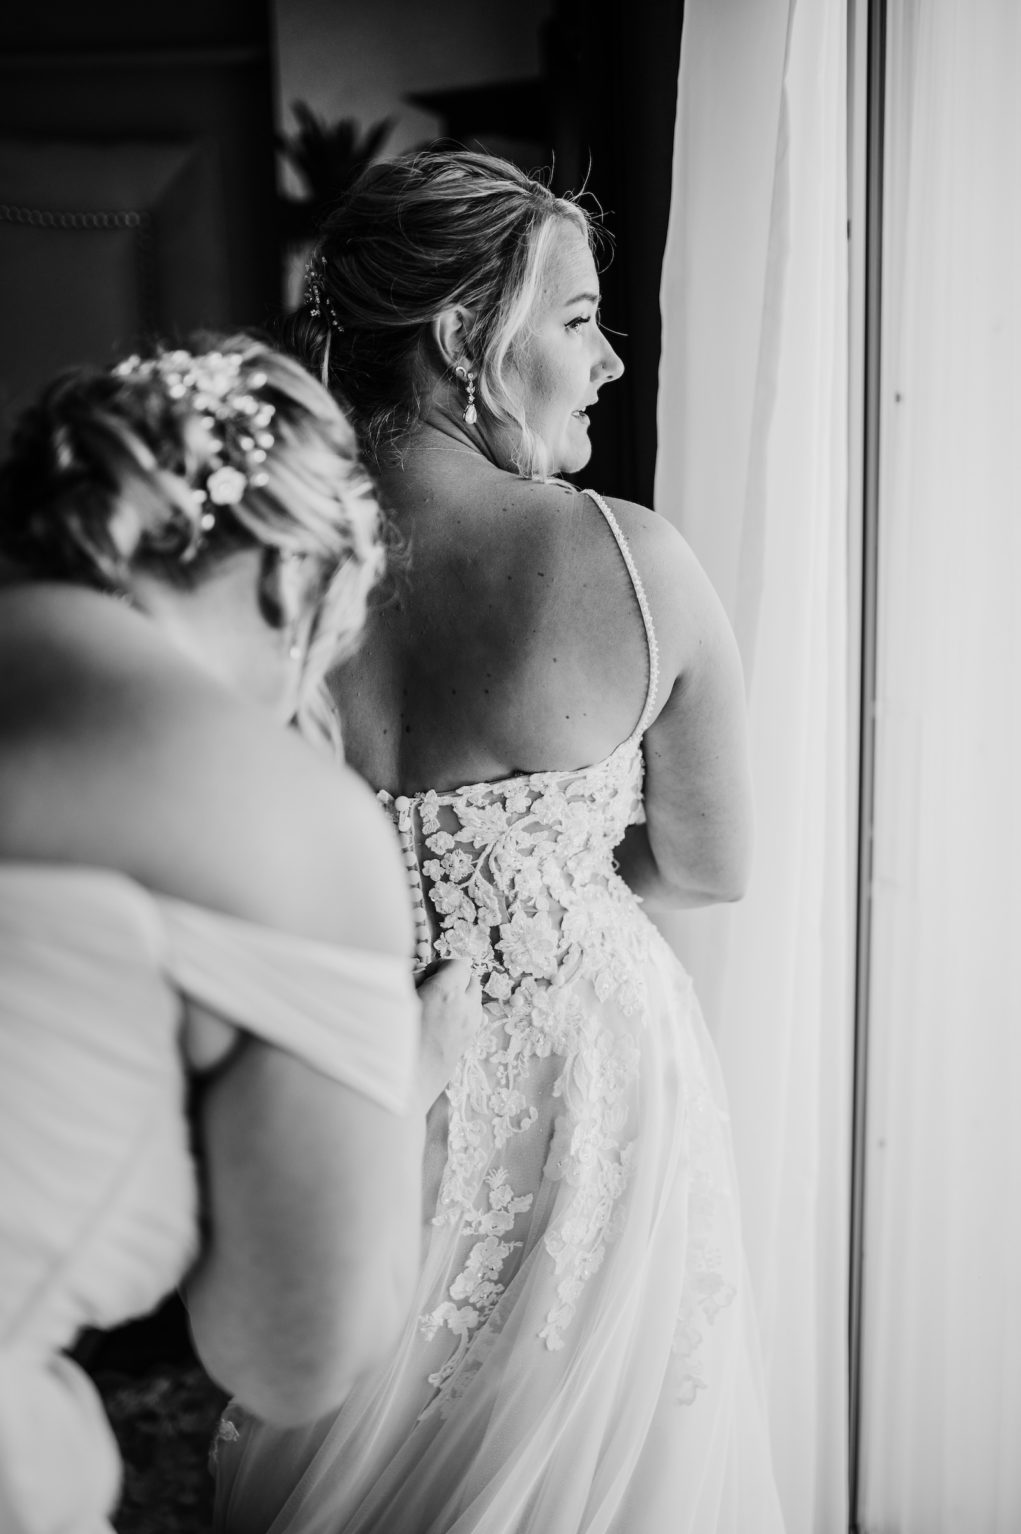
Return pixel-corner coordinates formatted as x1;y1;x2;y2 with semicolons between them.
0;0;683;501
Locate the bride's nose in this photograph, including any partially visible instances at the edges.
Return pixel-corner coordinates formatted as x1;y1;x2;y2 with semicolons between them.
596;334;624;382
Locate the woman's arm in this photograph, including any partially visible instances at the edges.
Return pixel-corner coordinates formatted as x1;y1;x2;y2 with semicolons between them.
186;1037;424;1427
174;749;431;1427
609;505;754;909
0;600;430;1427
186;953;483;1425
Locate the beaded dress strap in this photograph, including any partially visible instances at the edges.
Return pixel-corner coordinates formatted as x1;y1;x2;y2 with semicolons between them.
581;489;660;739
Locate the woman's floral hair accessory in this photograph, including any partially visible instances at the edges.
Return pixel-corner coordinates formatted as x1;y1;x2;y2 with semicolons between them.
303;251;344;335
112;348;277;549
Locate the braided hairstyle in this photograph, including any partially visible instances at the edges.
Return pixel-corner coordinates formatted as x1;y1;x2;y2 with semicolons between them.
290;149;603;479
0;333;385;749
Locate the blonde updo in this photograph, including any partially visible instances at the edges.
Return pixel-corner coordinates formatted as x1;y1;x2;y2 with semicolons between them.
288;150;603;480
0;333;386;749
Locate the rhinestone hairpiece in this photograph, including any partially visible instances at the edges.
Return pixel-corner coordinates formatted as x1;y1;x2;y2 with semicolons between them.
303;251;344;335
113;349;276;554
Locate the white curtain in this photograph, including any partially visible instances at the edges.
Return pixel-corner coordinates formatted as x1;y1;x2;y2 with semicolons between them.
654;2;852;1531
857;2;1021;1529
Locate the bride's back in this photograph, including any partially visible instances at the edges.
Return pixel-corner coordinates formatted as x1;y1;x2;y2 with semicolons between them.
332;453;654;797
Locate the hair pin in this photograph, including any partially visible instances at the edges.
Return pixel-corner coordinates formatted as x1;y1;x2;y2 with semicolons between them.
303;251;345;336
114;349;276;555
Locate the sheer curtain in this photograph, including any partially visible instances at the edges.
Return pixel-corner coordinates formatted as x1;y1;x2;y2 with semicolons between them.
654;1;852;1530
857;2;1021;1528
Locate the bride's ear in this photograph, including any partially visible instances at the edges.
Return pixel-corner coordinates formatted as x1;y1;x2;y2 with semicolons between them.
430;307;476;371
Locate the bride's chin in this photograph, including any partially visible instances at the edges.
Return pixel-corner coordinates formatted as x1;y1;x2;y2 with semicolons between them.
557;440;593;476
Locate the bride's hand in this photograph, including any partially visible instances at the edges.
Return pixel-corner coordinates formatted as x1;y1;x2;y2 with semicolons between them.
415;958;482;1111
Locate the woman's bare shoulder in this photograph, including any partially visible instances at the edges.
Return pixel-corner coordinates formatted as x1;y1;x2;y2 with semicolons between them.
0;589;410;956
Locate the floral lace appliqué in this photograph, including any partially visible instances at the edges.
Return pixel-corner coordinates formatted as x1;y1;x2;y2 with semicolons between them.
384;741;653;1391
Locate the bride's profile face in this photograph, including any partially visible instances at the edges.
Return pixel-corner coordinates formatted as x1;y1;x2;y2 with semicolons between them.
503;221;624;475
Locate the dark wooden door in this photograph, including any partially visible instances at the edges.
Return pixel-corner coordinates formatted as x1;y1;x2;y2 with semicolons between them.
0;2;280;438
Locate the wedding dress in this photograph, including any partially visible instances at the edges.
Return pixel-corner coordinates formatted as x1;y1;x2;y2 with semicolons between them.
0;865;417;1534
214;491;785;1533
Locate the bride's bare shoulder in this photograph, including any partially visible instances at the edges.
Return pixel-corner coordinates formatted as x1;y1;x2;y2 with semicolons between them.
487;474;579;517
494;480;680;555
577;491;734;674
580;490;687;560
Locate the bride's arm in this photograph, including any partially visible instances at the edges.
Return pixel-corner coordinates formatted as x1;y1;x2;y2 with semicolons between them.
609;507;753;909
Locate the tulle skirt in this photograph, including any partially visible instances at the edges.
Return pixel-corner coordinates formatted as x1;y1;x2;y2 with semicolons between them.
213;931;785;1534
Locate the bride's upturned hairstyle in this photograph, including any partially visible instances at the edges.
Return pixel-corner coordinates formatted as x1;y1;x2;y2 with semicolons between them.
290;149;601;479
0;334;385;748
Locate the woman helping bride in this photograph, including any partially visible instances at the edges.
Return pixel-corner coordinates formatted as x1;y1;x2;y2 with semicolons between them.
214;150;786;1534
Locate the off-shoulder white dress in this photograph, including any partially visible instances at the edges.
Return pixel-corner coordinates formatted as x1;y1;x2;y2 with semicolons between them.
0;865;418;1534
213;493;785;1533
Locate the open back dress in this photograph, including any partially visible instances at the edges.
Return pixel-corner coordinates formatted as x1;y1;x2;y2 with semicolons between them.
214;491;785;1534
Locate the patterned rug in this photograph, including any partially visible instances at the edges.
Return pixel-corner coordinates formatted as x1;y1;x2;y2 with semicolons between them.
96;1361;228;1534
78;1295;228;1533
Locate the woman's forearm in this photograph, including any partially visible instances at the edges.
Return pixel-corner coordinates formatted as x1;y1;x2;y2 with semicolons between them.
185;1040;425;1427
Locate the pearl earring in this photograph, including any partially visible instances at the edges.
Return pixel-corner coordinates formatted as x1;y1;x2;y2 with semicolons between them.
454;364;478;426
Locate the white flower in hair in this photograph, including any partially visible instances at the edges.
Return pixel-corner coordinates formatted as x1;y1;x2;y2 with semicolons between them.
113;344;278;548
206;465;248;506
197;352;243;398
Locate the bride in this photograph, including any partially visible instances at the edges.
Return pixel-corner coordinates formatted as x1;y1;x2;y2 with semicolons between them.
214;151;786;1534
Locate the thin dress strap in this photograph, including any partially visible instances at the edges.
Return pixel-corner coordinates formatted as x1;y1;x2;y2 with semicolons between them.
581;489;661;739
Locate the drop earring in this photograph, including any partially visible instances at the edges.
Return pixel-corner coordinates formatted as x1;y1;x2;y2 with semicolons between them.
455;364;478;426
285;614;305;665
278;553;308;664
283;616;303;665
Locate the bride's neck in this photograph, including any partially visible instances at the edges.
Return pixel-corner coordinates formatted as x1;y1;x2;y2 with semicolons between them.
378;421;509;501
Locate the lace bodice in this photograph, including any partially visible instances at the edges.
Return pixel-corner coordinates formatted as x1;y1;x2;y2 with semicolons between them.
386;733;649;983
